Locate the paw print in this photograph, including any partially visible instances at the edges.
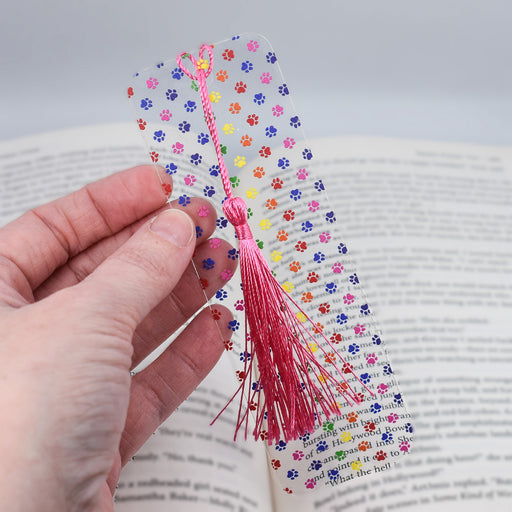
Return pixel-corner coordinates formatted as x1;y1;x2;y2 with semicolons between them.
272;105;284;116
292;450;304;461
197;132;209;145
360;304;370;316
223;123;235;135
203;258;215;270
304;480;315;490
381;432;393;443
247;39;259;51
405;423;414;434
278;158;290;169
266;51;277;64
241;60;254;73
343;294;355;305
296;169;308;180
325;282;337;294
253;93;266;105
309;460;322;471
259;146;271;158
367;353;378;364
209;239;221;250
229;102;241;114
235;81;247;93
149;151;159;163
178;195;190;206
259;219;271;230
307;272;319;283
308;200;320;212
172;142;184;154
230;177;241;189
372;335;382;346
332;263;344;274
162;183;172;196
284;137;295;149
265;125;277;137
235;370;245;381
239;351;251;362
348;343;360;354
271;459;281;470
210;308;222;321
190;153;202;166
287;469;299;480
364;421;376;432
234;300;245;312
325;211;336;223
340;431;352;443
246;188;258;199
314;252;325;263
222;49;235;61
247;113;259;125
394;393;403;405
358;441;370;452
349;273;359;285
302;148;313;160
260;72;272;84
159;109;172;121
324;352;336;364
137;118;146;130
171;67;184;79
282;281;294;293
327;469;339;482
216;70;228;82
276;230;288;241
253;166;265;178
227;248;239;260
152;130;165;143
165;163;177;175
319;232;331;243
316;441;328;452
166;88;178;100
127;86;134;98
270;251;282;262
290;115;301;128
203;185;215;197
289;261;301;273
223;340;233;351
400;441;411;452
295;241;307;252
195;226;203;238
388;412;399;423
290;189;301;201
335;450;346;461
184;100;197;112
370;403;383;414
301;291;313;303
337;313;349;325
330;333;342;344
140;98;153;110
146;77;158;89
178;121;190;133
275;440;287;451
240;135;252;147
354;324;365;335
375;451;387;461
351;460;363;471
322;421;334;432
234;156;246;168
346;412;358;423
272;177;284;190
278;83;289;96
383;364;393;375
301;221;313;232
314;180;325;192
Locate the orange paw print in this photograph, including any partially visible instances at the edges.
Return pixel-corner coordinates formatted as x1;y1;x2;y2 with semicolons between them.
240;134;252;146
253;166;265;178
325;351;336;364
290;261;301;273
314;323;324;334
216;69;228;82
277;230;288;241
301;291;313;303
265;198;277;210
358;441;371;452
347;412;358;423
229;102;241;114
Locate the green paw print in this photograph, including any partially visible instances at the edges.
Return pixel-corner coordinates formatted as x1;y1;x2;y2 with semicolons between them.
230;176;240;188
335;450;346;461
247;207;253;218
322;421;334;432
256;239;264;249
191;81;199;92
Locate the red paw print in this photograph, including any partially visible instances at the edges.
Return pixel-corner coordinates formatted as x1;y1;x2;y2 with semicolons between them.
247;114;259;126
343;362;354;374
346;411;358;423
307;272;319;283
222;49;235;61
235;370;246;382
283;209;294;221
211;308;222;321
330;333;342;344
295;241;307;252
375;451;387;461
260;430;268;441
249;401;257;411
149;151;159;163
272;178;284;190
318;303;330;314
358;441;370;452
223;340;233;351
199;278;209;290
137;118;146;130
271;459;281;470
259;146;271;158
127;86;134;98
162;183;172;196
235;81;247;93
364;421;376;432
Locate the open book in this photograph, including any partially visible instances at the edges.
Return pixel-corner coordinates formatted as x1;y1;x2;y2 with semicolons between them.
1;123;511;510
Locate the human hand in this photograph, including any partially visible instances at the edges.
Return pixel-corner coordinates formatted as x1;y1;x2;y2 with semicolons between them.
0;165;236;512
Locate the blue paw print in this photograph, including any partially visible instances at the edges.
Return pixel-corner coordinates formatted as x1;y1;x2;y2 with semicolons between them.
178;195;190;206
290;116;301;128
178;121;191;133
381;432;393;443
195;226;203;238
325;211;336;223
290;189;301;201
216;289;228;300
278;83;289;96
156;62;164;68
327;469;339;481
228;319;239;332
216;217;228;229
253;93;266;105
302;148;313;160
348;343;360;354
287;469;299;480
316;441;328;452
209;164;220;176
278;157;290;169
310;460;322;471
266;51;277;64
190;153;202;166
140;98;153;110
360;304;370;315
338;242;348;254
349;273;359;285
265;125;277;137
275;440;287;451
360;373;371;384
314;180;324;192
197;132;209;145
325;282;337;294
301;221;313;233
251;381;261;392
184;100;197;112
314;252;325;263
239;351;251;362
337;313;348;325
241;60;253;73
171;68;184;79
227;248;239;260
165;163;177;175
203;258;215;270
383;364;393;375
372;335;382;345
166;88;178;100
405;423;414;434
203;185;215;197
153;130;165;142
299;432;311;442
394;393;403;405
370;403;382;414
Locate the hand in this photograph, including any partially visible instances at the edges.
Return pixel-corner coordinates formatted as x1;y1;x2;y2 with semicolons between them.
0;165;236;512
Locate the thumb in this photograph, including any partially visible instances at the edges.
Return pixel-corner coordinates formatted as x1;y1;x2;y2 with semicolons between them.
76;208;196;328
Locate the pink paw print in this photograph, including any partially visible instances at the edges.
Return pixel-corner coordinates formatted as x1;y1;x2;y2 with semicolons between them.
184;174;196;186
146;77;158;89
319;231;331;243
400;440;411;452
366;353;378;364
305;479;316;490
260;72;272;84
296;169;308;180
247;40;259;52
283;137;295;149
209;238;221;249
377;383;388;394
332;263;344;273
388;413;399;423
343;293;354;304
292;450;304;461
197;206;209;217
354;324;365;335
160;109;172;121
221;269;233;281
234;300;245;311
272;105;284;117
173;142;184;154
308;200;320;212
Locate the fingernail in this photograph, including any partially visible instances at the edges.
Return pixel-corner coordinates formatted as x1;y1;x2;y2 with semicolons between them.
150;209;195;248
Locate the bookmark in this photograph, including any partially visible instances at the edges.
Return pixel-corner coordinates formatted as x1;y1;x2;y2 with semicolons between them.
128;33;412;493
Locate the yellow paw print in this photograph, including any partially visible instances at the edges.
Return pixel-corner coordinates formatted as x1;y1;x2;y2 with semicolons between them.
271;251;282;262
351;460;363;471
296;312;307;323
234;156;246;168
223;123;235;135
259;218;271;230
308;342;318;353
282;281;294;293
340;431;352;443
209;91;221;103
246;188;258;199
197;58;209;70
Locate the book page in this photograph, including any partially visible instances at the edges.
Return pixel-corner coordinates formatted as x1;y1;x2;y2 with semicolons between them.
273;137;512;510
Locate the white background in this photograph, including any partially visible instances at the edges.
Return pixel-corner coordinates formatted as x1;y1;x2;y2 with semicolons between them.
1;0;511;144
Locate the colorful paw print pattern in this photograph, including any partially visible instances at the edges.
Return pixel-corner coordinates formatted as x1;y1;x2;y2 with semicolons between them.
129;33;412;494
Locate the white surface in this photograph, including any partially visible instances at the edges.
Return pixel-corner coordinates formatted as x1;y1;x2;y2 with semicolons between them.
1;0;512;144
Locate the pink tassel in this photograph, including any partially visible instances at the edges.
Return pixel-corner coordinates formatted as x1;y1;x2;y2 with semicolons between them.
178;46;373;444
